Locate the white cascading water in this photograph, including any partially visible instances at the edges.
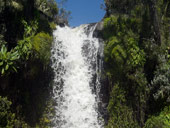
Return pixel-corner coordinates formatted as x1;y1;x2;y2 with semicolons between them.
51;24;103;128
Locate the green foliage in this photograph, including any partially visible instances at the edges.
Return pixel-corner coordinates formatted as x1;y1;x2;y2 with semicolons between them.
15;37;33;60
103;16;142;39
11;1;23;11
106;84;139;128
57;0;71;23
49;22;57;30
151;55;170;102
36;100;55;128
0;96;29;128
0;0;57;127
104;0;143;15
14;20;38;61
0;0;23;11
0;20;40;76
103;16;118;39
144;106;170;128
103;13;147;128
103;0;170;127
35;0;49;13
22;20;38;38
32;32;53;65
35;0;58;19
13;20;53;65
104;16;145;80
0;45;19;75
0;96;12;127
126;34;145;68
104;36;125;64
0;35;6;47
58;8;71;23
47;0;58;18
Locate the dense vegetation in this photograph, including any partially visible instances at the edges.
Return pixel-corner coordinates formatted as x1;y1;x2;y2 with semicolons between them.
103;0;170;127
0;0;60;127
1;0;170;127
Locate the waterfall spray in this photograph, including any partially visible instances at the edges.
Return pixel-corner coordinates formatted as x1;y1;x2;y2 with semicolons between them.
51;24;103;128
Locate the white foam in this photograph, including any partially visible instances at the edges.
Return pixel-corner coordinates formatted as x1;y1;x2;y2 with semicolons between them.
51;25;103;128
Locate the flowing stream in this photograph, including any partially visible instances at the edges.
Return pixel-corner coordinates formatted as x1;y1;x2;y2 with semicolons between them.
51;24;104;128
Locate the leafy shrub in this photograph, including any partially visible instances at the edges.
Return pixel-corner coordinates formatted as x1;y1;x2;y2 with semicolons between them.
35;0;58;19
0;35;6;47
36;100;55;128
103;16;119;39
104;16;145;80
49;22;57;30
15;37;33;60
32;32;53;65
106;84;139;128
0;96;28;128
14;20;38;61
22;20;38;38
104;16;145;67
104;0;143;15
126;33;145;68
0;15;41;77
103;16;141;39
103;15;147;127
151;55;170;102
144;106;170;128
104;36;126;65
0;96;13;127
0;45;19;75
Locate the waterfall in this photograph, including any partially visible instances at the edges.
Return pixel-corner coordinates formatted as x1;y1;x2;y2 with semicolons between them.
51;24;104;128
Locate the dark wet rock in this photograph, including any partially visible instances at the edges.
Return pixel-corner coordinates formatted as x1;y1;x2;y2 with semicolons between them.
83;23;96;36
93;21;104;38
99;73;110;124
56;17;69;27
93;21;110;124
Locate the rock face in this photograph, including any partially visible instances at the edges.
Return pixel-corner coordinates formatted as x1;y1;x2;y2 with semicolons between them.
56;17;69;27
93;21;110;124
93;21;104;38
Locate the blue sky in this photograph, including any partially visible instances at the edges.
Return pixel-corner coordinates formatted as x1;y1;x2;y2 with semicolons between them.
56;0;106;27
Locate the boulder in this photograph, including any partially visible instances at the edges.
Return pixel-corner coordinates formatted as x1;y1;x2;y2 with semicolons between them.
56;17;69;27
93;21;104;38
